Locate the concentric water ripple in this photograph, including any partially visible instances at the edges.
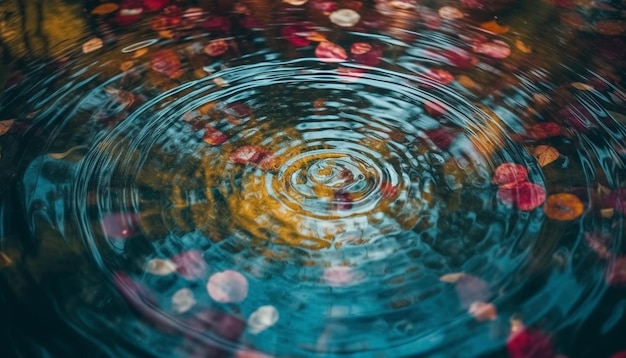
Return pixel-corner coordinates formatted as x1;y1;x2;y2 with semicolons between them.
1;1;625;357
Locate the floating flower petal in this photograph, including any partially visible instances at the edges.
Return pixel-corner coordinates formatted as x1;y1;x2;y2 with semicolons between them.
247;305;279;334
497;182;546;211
492;163;528;185
315;41;348;62
207;270;249;303
329;9;361;27
544;193;584;221
172;288;196;313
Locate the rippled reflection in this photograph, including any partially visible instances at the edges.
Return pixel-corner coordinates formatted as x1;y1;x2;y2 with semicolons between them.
1;0;625;357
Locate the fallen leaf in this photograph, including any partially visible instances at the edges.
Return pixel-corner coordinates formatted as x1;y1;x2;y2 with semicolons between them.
439;272;466;283
82;38;104;54
0;251;12;268
544;193;584;221
207;270;249;303
524;122;562;140
91;3;120;15
571;82;594;91
0;119;15;136
532;145;559;167
515;39;532;53
120;61;134;72
480;20;510;34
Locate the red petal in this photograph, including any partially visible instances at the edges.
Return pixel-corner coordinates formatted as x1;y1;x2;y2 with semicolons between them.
610;351;626;358
281;25;311;47
150;49;181;78
229;145;272;166
441;48;474;69
171;250;207;280
380;181;398;199
525;122;562;140
506;328;554;358
492;163;528;185
497;182;546;211
333;189;353;210
203;126;228;145
315;41;348;62
424;68;455;85
424;101;447;117
350;42;382;66
143;0;169;12
425;128;455;150
203;16;231;32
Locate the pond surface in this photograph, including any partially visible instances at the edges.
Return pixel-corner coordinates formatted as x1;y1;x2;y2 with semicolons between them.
1;0;626;357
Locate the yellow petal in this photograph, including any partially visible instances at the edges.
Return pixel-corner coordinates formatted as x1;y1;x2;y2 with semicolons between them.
480;20;510;34
91;3;119;15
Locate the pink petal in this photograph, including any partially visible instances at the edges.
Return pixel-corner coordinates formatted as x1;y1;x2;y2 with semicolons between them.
473;40;511;59
323;266;364;286
454;274;489;308
171;250;207;279
425;128;456;150
468;301;497;321
229;145;269;165
207;270;249;303
424;68;455;85
101;212;141;240
497;182;546;211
